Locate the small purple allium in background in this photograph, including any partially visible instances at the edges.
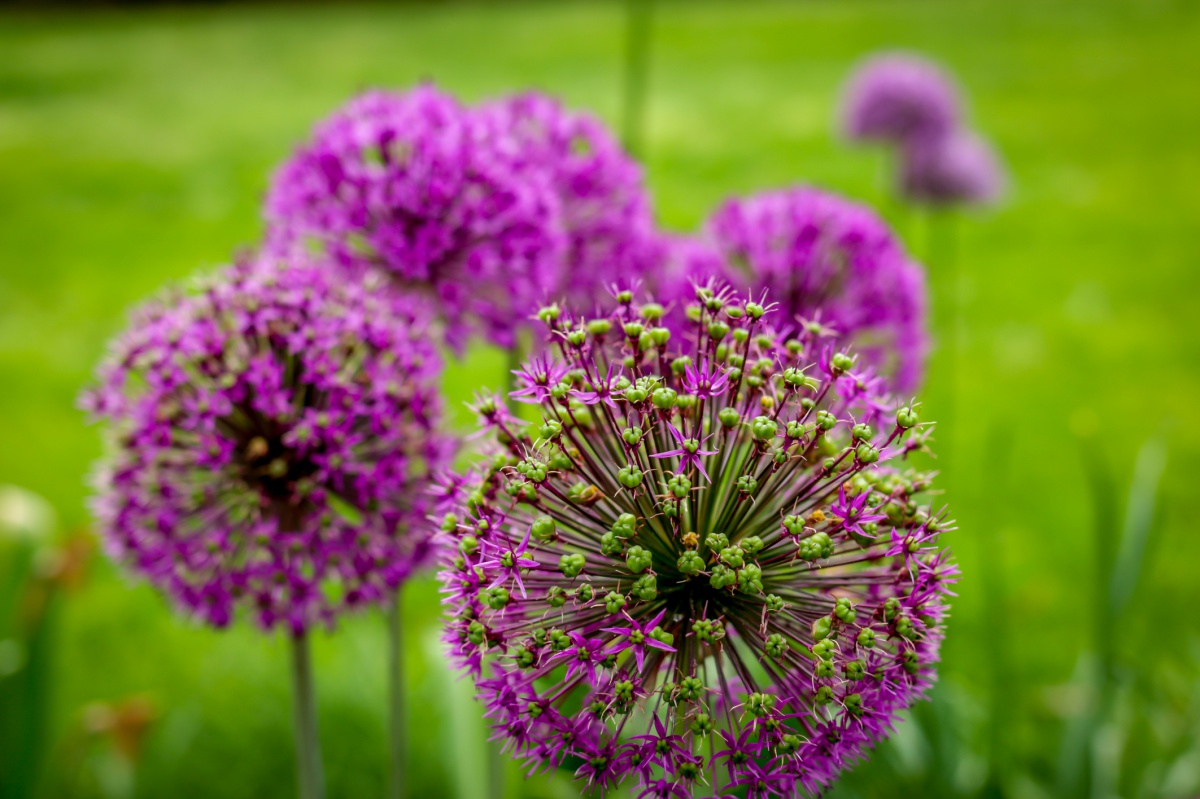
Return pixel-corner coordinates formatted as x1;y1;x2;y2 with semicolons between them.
438;287;956;798
899;128;1006;208
264;85;563;353
663;187;929;393
479;92;658;313
81;255;452;635
841;52;1007;211
841;52;962;146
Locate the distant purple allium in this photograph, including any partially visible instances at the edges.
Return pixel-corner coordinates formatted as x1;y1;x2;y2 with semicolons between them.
479;93;658;311
683;187;929;393
438;288;956;798
899;129;1006;208
81;255;452;635
263;85;563;352
841;53;962;145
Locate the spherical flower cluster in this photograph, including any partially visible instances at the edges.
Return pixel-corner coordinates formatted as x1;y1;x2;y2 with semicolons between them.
840;52;1006;210
81;255;452;634
479;92;658;311
263;85;562;352
670;187;929;393
840;53;961;145
899;129;1006;208
438;287;957;798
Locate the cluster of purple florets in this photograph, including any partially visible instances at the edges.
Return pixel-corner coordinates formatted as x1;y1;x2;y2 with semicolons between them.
82;256;452;634
659;187;929;392
265;86;656;351
841;52;1005;207
438;286;957;798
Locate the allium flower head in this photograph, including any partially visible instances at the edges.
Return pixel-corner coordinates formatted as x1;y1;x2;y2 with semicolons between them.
683;187;929;392
438;287;956;797
899;129;1007;208
82;255;452;634
480;92;658;310
840;52;962;145
264;85;563;352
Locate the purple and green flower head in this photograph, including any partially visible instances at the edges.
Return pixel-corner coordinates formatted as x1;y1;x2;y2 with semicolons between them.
437;286;957;797
81;254;453;634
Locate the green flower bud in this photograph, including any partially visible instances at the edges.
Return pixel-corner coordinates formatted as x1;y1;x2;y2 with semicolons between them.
765;633;790;659
814;685;835;705
718;407;741;428
630;574;657;601
815;409;837;431
559;553;586;579
738;563;763;594
513;646;536;668
652;388;677;410
709;564;736;590
844;692;865;717
691;712;714;735
708;321;729;341
815;659;836;678
812;616;833;642
467;620;488;646
830;352;855;374
844;659;866;681
671;356;693;375
704;532;729;552
604;591;627;614
586;319;612;336
641;303;665;321
677;550;705;576
623;387;648;404
691;618;724;643
622;321;644;338
667;474;691;499
574;583;595;603
737;475;758;495
751;415;778;441
625;545;653;574
855;443;880;464
719;546;745;569
617;465;644;488
459;535;479;555
883;597;901;622
481;587;510;610
546;585;567;608
765;594;786;613
745;301;765;319
897;406;920;429
857;628;876;649
834;597;857;624
600;531;624;557
565;328;587;347
548;629;571;651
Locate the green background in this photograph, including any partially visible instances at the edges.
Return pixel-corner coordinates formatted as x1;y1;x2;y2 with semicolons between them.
1;1;1197;797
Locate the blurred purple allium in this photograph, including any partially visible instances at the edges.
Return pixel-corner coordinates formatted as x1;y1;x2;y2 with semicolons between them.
480;93;658;311
81;255;453;634
841;53;962;145
899;129;1006;208
438;288;956;797
263;85;563;352
671;187;929;393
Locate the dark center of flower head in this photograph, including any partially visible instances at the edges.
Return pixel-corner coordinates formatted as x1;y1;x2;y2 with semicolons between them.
441;288;955;799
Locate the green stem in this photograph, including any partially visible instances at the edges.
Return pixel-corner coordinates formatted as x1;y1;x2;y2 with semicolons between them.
290;631;325;799
621;0;654;157
387;589;407;799
927;209;959;457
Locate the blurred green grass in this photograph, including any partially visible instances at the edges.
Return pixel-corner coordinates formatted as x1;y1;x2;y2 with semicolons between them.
1;0;1198;797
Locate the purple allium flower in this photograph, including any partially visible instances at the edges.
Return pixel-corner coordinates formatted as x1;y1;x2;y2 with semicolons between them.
438;288;956;797
677;187;929;393
840;53;962;145
81;255;453;634
264;85;563;352
899;129;1006;208
478;92;658;311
